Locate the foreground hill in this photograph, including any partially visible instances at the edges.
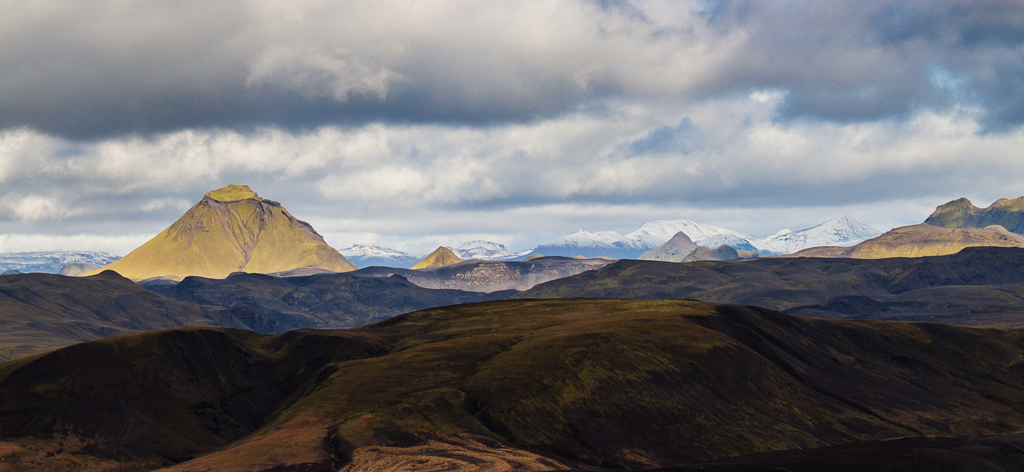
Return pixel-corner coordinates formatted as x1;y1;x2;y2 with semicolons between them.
352;255;613;292
88;184;356;281
0;271;237;361
793;223;1024;258
5;300;1024;470
144;272;511;333
520;247;1024;327
925;196;1024;233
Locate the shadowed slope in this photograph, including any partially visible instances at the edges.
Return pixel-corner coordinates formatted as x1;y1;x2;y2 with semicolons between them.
145;272;512;334
8;300;1024;470
88;184;356;281
793;223;1024;259
0;271;239;361
518;247;1024;327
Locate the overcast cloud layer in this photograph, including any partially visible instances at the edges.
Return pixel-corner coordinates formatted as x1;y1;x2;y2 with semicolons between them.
0;0;1022;255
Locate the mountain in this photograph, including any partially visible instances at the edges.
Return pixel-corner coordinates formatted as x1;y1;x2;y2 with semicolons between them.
453;240;531;261
683;244;740;262
411;246;463;269
794;223;1024;258
925;196;1024;233
338;244;420;268
534;218;876;259
143;272;510;334
9;300;1024;470
533;229;644;259
754;217;880;255
0;271;239;361
352;256;613;292
626;220;753;249
519;247;1024;327
0;251;120;274
639;232;698;261
86;184;356;281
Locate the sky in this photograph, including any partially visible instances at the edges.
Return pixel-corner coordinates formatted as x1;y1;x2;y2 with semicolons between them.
1;0;1022;256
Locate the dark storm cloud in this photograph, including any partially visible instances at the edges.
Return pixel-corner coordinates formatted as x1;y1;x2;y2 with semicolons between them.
705;0;1024;128
0;0;1022;139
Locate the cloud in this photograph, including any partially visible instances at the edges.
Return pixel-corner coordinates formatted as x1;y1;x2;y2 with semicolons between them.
0;92;1021;254
2;0;1021;138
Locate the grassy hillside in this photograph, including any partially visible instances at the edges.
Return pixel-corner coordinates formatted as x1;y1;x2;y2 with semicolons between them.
88;184;356;281
519;247;1024;327
0;271;237;361
6;300;1024;470
792;223;1024;258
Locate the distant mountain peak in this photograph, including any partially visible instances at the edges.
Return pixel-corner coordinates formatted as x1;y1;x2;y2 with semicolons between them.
411;246;463;270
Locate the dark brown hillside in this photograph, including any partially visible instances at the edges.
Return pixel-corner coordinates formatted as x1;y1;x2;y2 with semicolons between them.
0;271;240;361
6;300;1024;470
144;271;512;334
518;247;1024;327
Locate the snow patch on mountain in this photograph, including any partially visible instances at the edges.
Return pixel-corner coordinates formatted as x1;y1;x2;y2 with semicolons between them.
0;251;121;274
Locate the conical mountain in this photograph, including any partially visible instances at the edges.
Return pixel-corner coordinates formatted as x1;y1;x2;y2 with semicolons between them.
87;185;356;281
639;231;698;262
411;246;463;269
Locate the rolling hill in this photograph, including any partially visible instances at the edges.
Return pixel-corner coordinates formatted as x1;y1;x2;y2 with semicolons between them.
0;271;239;361
87;184;356;281
6;300;1024;470
143;272;511;333
519;247;1024;327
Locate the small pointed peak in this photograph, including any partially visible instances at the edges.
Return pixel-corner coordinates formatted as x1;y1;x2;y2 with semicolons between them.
205;184;259;202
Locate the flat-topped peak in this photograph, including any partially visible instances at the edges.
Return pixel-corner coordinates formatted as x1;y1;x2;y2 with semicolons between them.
205;184;259;202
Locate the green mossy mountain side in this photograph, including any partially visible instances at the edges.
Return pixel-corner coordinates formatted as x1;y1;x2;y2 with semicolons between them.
519;247;1024;327
925;196;1024;233
86;184;356;281
6;300;1024;470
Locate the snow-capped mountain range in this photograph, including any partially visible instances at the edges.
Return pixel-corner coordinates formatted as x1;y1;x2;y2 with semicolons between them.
533;217;880;259
341;217;880;268
754;217;881;255
338;245;421;269
451;241;532;261
0;251;121;274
